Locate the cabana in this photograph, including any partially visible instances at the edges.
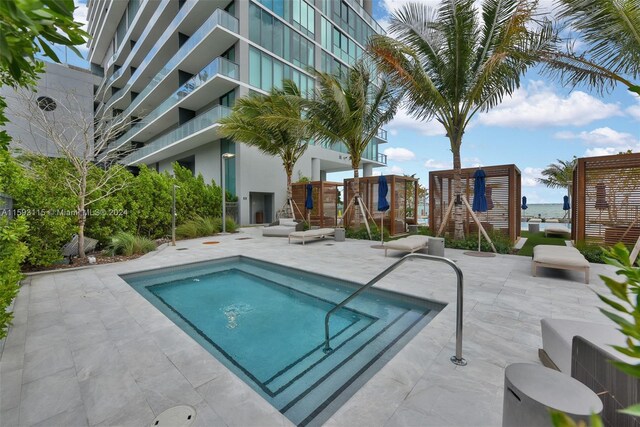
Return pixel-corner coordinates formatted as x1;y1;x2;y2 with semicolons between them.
572;153;640;246
343;175;419;236
291;181;341;228
429;164;522;242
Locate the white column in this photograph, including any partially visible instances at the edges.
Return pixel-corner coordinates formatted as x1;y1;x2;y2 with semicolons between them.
363;163;373;177
311;158;321;181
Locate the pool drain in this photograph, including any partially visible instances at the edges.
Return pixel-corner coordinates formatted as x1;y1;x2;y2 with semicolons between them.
151;405;196;427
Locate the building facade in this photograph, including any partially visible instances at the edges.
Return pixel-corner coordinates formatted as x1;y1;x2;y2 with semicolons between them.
87;0;387;225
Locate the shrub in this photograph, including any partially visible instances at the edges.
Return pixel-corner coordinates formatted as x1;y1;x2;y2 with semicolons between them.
176;216;237;238
575;242;606;263
345;223;389;241
445;231;513;254
0;217;29;339
225;218;238;233
107;231;156;256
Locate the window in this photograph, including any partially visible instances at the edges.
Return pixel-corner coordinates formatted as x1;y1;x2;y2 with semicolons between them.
249;47;314;94
37;96;57;111
249;48;261;87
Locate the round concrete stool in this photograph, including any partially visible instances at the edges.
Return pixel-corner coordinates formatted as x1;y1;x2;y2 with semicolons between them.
502;363;602;427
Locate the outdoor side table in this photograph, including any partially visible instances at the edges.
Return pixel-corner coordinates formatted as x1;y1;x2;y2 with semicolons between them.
334;228;345;242
427;237;445;257
502;363;602;427
528;223;540;233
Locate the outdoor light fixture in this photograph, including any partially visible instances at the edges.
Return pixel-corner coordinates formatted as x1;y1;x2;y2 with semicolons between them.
172;184;180;246
221;153;236;233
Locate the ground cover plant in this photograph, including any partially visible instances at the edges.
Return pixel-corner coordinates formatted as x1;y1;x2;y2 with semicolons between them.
106;231;156;256
517;231;567;257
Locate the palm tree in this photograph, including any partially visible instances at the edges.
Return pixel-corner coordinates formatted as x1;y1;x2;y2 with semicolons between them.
538;158;577;220
307;61;400;236
541;0;640;95
369;0;553;240
219;80;309;218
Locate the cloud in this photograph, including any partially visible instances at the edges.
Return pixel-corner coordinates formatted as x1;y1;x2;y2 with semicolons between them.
73;0;88;29
476;81;622;128
386;165;404;175
554;127;640;147
383;147;415;162
522;167;543;187
424;159;451;169
387;108;446;137
627;94;640;121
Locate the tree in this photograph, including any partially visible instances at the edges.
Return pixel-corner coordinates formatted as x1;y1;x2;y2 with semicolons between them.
0;0;87;148
9;89;136;258
369;0;553;240
538;157;577;221
307;61;399;235
219;80;310;219
541;0;640;96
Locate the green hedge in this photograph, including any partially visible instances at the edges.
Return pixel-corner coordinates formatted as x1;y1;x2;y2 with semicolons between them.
1;155;224;267
0;217;29;339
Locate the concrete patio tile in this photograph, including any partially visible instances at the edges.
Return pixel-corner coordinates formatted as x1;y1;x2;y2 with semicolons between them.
2;405;19;426
24;324;67;354
78;368;145;425
103;317;146;346
196;373;286;427
27;298;60;316
3;323;27;350
135;367;204;415
22;343;74;384
19;368;82;426
72;341;124;381
93;395;155;427
31;404;88;427
383;406;449;427
26;311;63;334
166;346;226;389
65;321;110;352
150;325;200;356
190;400;228;427
0;344;25;374
0;368;22;411
115;336;175;380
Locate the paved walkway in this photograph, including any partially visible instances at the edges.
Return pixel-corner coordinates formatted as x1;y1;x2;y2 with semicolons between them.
0;228;616;426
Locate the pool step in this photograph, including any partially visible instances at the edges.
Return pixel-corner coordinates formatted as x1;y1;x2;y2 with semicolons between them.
278;309;426;425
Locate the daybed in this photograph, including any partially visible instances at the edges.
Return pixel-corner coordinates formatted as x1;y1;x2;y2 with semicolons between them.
532;245;590;284
383;235;429;257
545;225;571;237
288;228;335;245
540;319;639;427
262;218;303;237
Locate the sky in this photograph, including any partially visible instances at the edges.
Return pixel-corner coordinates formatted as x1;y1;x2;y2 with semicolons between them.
326;0;640;203
69;0;639;204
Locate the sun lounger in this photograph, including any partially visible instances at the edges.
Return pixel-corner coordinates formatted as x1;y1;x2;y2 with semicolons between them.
539;319;638;427
383;235;429;257
545;225;571;237
532;245;590;284
288;228;336;245
262;218;303;237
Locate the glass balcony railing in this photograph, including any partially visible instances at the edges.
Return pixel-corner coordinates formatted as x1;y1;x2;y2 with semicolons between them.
312;139;385;164
106;57;238;153
377;128;388;141
349;0;385;35
124;105;231;164
98;0;172;97
103;7;238;114
377;152;387;164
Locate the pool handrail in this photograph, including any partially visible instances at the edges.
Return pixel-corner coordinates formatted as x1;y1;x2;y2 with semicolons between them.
323;253;467;366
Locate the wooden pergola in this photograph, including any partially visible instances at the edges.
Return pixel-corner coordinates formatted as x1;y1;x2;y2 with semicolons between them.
429;164;522;242
343;175;419;236
572;153;640;246
291;181;341;227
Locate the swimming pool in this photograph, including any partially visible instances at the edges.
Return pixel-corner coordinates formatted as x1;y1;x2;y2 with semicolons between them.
123;256;443;426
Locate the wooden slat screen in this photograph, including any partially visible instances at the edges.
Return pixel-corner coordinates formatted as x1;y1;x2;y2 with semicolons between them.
429;164;521;242
573;153;640;245
344;175;419;236
290;181;341;227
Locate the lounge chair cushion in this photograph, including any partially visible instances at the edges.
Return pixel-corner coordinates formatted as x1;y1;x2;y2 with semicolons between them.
384;236;429;256
533;245;588;268
545;226;571;237
288;228;335;244
541;318;629;374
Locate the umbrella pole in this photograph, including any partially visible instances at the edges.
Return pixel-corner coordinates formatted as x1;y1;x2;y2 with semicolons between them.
478;230;481;252
381;214;384;245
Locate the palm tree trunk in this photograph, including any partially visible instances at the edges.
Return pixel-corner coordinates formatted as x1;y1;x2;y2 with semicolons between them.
286;172;293;218
352;167;361;227
452;148;464;241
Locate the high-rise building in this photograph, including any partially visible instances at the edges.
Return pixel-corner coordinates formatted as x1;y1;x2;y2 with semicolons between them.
87;0;388;225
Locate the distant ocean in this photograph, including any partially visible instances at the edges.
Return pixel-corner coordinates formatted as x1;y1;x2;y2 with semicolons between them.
522;203;567;219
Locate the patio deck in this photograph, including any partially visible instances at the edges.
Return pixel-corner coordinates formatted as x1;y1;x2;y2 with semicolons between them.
0;227;615;426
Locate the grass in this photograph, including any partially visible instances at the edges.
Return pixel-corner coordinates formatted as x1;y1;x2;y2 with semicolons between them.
517;230;567;257
107;232;156;256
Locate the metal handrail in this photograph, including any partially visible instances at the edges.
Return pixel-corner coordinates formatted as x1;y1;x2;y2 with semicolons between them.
323;253;467;366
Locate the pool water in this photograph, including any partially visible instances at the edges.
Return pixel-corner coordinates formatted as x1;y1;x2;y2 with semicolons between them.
123;257;443;426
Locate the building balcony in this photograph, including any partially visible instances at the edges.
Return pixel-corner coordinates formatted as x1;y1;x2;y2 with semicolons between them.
312;140;387;165
99;6;238;115
123;104;231;166
102;57;239;158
